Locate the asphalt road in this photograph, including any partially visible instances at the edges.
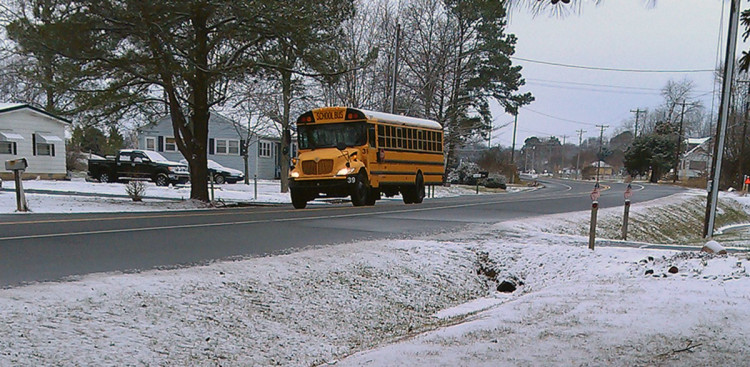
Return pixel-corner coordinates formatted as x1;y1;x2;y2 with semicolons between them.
0;179;684;288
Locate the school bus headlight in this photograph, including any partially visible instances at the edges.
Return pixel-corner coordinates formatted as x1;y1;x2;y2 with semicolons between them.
291;171;300;178
336;167;355;176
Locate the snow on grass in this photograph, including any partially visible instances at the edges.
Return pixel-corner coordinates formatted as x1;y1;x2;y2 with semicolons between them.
1;183;749;365
1;235;747;366
498;189;750;248
0;178;504;213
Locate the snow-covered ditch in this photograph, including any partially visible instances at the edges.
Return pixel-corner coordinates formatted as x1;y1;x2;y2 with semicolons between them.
1;191;749;365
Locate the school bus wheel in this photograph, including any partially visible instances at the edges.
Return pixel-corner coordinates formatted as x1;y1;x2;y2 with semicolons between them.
291;188;309;209
414;172;425;204
351;172;370;207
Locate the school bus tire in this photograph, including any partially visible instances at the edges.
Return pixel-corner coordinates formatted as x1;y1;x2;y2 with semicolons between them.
402;187;415;204
351;172;370;207
414;172;425;204
290;188;309;209
365;188;379;206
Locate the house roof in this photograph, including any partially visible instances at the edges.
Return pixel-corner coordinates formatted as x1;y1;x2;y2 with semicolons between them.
590;161;613;168
686;137;710;146
683;138;711;159
0;103;72;124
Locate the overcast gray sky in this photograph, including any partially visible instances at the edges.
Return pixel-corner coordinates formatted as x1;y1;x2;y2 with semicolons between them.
491;0;745;148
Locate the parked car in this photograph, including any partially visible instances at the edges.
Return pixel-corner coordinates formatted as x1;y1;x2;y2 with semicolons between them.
88;149;190;186
180;159;245;184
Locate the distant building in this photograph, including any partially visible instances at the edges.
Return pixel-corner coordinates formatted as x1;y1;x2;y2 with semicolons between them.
136;113;287;180
0;103;69;180
679;137;711;180
583;161;614;179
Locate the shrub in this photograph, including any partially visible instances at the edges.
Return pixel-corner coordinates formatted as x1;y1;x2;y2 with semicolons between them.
125;181;147;201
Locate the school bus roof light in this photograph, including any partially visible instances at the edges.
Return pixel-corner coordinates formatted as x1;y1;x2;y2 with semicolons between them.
345;109;365;120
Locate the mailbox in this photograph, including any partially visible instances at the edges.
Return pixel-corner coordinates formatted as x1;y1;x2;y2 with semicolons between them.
5;158;28;171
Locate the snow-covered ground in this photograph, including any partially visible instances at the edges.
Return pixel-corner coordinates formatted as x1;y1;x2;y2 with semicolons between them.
0;187;748;365
0;177;526;213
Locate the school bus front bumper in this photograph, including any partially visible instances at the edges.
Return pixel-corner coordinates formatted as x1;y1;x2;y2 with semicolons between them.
289;176;356;197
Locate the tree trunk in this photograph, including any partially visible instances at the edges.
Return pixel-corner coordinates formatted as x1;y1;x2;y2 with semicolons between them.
649;167;659;183
280;69;292;193
243;153;249;185
182;4;211;201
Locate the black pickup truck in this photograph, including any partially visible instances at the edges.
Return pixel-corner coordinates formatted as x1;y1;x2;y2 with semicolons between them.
88;149;190;186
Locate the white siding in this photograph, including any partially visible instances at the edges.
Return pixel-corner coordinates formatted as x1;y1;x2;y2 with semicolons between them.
0;109;67;176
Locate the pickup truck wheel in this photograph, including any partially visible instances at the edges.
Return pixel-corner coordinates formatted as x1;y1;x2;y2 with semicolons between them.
99;172;111;183
213;174;225;184
155;173;170;187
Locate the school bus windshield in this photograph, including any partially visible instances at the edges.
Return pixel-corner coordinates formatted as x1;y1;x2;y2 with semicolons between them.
297;122;367;150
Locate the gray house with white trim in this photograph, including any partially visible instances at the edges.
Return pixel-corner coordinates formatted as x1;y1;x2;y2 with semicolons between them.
136;113;284;180
0;103;69;180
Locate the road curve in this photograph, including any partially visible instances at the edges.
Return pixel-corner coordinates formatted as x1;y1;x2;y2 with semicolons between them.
0;179;683;287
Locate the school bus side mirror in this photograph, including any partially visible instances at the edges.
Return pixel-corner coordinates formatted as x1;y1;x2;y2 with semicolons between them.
336;141;347;151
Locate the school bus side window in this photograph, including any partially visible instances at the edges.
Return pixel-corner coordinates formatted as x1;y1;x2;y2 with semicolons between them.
369;124;376;147
378;125;386;147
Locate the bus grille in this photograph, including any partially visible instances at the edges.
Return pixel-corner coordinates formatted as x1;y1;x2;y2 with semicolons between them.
301;159;334;175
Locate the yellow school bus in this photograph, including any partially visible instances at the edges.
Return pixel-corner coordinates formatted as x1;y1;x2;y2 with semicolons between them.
289;107;444;209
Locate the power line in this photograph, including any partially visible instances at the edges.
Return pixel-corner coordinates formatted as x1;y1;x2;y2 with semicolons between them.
526;81;664;96
527;78;665;91
511;56;715;73
525;78;714;94
521;107;599;126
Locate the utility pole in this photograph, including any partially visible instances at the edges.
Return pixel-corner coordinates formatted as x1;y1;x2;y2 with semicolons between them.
738;81;750;188
389;23;401;114
510;113;518;184
673;101;687;183
576;129;585;180
595;125;608;185
705;0;740;238
630;108;645;138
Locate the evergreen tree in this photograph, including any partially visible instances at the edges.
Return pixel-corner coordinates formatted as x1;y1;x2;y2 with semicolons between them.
105;125;124;156
255;0;354;193
6;0;353;200
623;122;676;183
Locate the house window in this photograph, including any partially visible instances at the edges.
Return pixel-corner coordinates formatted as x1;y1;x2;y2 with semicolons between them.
0;141;14;155
259;141;272;158
145;137;156;151
228;140;240;155
216;139;227;154
36;142;53;156
214;139;239;155
689;160;707;170
165;137;177;152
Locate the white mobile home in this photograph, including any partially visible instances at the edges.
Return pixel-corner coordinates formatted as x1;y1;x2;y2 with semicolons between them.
0;103;69;180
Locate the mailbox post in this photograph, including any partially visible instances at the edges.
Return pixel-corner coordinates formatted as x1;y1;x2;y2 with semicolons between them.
5;158;29;212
